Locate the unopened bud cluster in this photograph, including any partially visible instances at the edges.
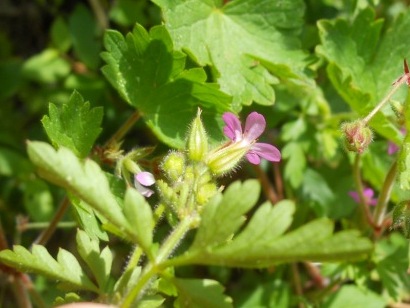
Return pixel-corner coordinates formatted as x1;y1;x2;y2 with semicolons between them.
341;120;373;153
157;110;250;221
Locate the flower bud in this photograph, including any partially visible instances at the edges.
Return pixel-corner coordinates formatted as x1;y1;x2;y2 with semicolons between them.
162;151;186;181
156;179;178;209
206;142;249;175
196;182;217;205
341;120;373;153
187;109;208;161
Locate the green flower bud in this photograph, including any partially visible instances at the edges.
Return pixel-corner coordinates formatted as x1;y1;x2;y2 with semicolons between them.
196;182;218;205
184;165;195;183
156;179;178;211
162;151;186;181
341;120;373;153
187;109;208;161
206;142;249;175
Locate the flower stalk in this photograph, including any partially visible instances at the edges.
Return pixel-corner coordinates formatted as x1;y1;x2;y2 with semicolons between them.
373;160;398;229
121;214;197;308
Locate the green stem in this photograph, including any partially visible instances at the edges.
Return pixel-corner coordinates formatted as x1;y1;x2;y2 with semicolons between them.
10;274;32;308
363;74;408;124
273;163;284;200
373;160;398;228
291;263;305;308
88;0;108;30
123;204;166;274
120;215;196;308
353;154;374;228
31;197;70;247
104;111;141;150
252;164;278;204
22;221;76;230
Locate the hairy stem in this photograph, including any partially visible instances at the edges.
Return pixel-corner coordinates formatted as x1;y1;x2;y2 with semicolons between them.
353;154;374;228
363;74;408;124
373;160;398;230
104;111;141;150
123;205;166;274
252;164;278;204
121;215;196;308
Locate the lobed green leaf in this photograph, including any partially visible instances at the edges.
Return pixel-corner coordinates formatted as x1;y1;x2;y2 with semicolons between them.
154;0;317;111
26;141;137;242
172;181;372;268
0;245;98;292
123;188;154;253
41;90;103;158
172;278;232;308
76;230;113;291
317;8;410;143
101;23;231;148
190;180;260;250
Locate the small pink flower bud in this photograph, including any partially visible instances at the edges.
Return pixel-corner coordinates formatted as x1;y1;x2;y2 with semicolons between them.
341;120;373;153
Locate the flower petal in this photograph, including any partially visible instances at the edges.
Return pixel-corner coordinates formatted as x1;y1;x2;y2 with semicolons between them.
244;112;266;141
136;171;155;186
135;181;155;197
222;112;242;141
368;198;378;206
246;152;261;164
348;191;360;203
387;142;399;155
362;188;374;199
251;143;281;162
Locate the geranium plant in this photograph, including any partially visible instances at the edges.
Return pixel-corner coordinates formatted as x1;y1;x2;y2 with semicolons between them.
1;1;410;307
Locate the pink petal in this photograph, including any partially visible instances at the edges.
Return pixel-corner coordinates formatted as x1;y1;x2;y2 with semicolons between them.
244;112;266;141
348;191;360;203
135;181;154;197
368;198;378;206
246;152;261;164
362;188;374;199
222;112;242;141
387;142;399;155
136;172;155;186
349;189;377;206
251;143;281;162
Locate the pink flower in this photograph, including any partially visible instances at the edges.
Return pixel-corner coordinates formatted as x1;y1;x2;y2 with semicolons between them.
349;188;377;206
134;171;155;197
388;142;400;155
222;112;281;164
